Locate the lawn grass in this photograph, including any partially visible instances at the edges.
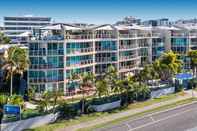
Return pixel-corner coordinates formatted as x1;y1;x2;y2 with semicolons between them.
26;92;188;131
78;97;197;131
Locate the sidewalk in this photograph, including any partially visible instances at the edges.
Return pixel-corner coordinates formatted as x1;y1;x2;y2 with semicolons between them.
1;113;58;131
61;90;196;131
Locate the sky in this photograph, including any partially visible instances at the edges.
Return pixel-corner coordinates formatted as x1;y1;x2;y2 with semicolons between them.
0;0;197;25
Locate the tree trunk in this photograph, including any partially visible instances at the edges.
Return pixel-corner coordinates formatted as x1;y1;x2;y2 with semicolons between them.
81;92;85;114
10;72;13;96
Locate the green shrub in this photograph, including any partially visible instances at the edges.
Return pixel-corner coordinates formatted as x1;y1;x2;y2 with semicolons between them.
175;85;184;92
37;101;46;113
8;95;24;108
0;95;8;108
57;102;80;119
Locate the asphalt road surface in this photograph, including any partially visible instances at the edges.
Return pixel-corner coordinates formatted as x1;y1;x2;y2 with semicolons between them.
96;102;197;131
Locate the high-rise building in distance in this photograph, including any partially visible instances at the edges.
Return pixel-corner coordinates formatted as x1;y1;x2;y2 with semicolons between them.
3;16;51;44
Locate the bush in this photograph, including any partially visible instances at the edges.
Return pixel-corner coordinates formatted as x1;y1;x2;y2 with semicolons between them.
37;101;46;113
0;95;8;108
175;85;184;92
57;102;80;119
90;95;120;105
8;95;24;108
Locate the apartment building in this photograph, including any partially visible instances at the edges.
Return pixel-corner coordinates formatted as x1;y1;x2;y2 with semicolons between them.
4;16;51;44
28;24;164;95
155;25;197;69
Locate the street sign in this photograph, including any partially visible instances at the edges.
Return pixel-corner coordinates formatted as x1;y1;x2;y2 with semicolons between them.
3;104;21;115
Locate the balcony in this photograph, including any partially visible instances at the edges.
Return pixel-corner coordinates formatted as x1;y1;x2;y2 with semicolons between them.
31;35;64;41
171;33;187;37
95;34;116;39
119;55;138;60
137;33;151;37
119;45;138;50
152;33;161;37
67;59;93;67
67;48;93;55
119;65;137;72
29;77;64;83
48;50;64;55
65;34;93;40
30;64;64;69
95;57;117;63
119;34;137;38
95;47;116;52
189;33;197;37
29;50;46;56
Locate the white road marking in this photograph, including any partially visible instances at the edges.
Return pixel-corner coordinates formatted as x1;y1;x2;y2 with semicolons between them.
150;116;155;122
125;123;132;129
128;108;195;131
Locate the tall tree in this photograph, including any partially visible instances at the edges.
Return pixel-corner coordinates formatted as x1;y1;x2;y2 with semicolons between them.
95;79;109;98
154;51;182;80
188;50;197;77
105;65;118;93
2;46;29;96
79;72;95;113
0;33;11;45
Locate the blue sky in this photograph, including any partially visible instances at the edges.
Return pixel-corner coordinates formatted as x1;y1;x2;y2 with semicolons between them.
0;0;197;25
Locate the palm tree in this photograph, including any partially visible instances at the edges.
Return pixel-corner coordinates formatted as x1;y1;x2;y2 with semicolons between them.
2;46;29;96
0;32;11;45
95;79;109;98
153;51;182;80
125;74;135;103
68;72;79;96
51;89;63;113
188;50;197;77
79;72;95;113
138;84;151;100
105;65;118;94
114;79;124;99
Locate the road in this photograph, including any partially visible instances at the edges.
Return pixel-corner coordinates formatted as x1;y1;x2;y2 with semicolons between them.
96;102;197;131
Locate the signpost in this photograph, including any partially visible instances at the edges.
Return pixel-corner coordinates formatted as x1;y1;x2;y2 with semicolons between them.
3;104;21;120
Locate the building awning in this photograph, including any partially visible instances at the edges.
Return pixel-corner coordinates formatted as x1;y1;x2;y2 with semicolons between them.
63;25;82;30
17;31;31;37
156;26;180;31
41;24;62;30
94;25;115;31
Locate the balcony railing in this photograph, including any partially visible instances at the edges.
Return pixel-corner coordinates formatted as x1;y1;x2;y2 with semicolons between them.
95;34;116;39
119;45;138;49
29;77;64;83
119;34;137;38
65;34;93;40
31;35;64;41
152;33;161;37
29;50;46;56
67;59;93;67
119;65;137;70
95;57;117;63
119;55;138;60
48;50;64;55
95;47;117;51
189;33;197;37
30;64;64;69
67;48;93;54
138;33;151;37
171;33;187;37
